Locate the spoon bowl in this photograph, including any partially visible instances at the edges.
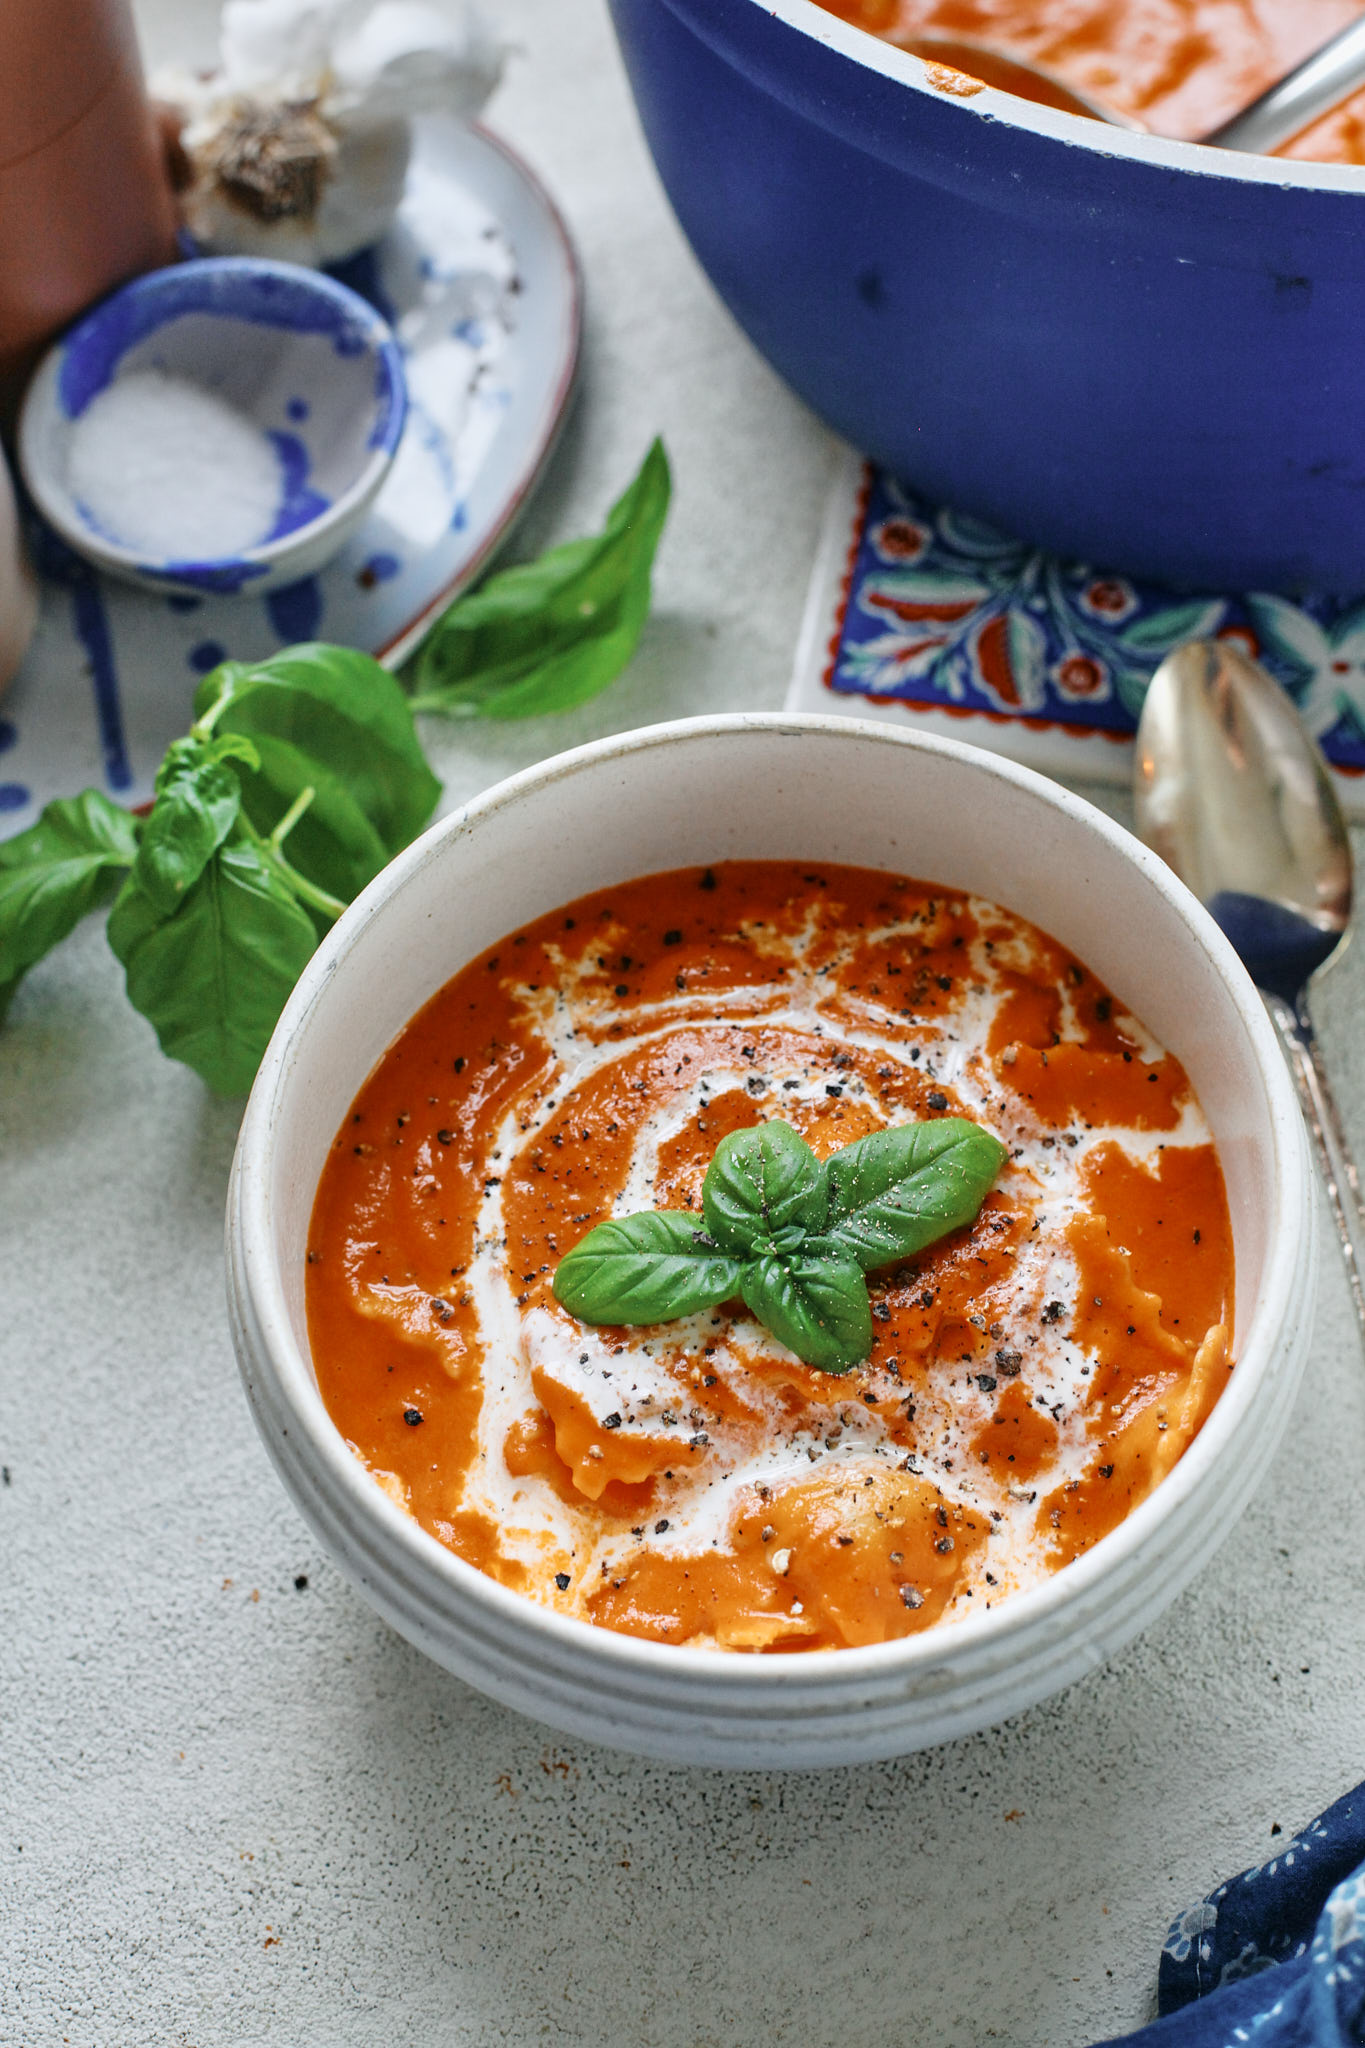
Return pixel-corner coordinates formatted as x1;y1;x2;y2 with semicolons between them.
1135;639;1351;997
1136;638;1365;1331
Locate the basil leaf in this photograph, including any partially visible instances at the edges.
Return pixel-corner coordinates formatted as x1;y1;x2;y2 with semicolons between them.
823;1118;1007;1270
195;644;441;858
741;1249;872;1376
702;1120;828;1258
108;840;319;1094
232;731;392;907
134;741;244;916
553;1211;743;1325
0;791;139;998
409;439;671;720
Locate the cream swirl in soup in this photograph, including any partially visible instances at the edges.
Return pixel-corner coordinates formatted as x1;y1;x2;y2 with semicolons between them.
306;862;1234;1653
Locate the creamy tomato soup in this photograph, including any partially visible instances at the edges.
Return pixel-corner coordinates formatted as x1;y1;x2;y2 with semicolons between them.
306;861;1234;1654
818;0;1365;160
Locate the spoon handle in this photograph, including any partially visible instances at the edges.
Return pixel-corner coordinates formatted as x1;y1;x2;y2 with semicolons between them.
1266;990;1365;1333
1203;17;1365;154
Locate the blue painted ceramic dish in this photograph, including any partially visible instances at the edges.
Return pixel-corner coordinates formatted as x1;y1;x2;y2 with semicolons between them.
608;0;1365;594
18;257;407;596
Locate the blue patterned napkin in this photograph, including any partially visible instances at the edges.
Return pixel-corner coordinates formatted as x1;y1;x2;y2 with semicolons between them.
1103;1783;1365;2045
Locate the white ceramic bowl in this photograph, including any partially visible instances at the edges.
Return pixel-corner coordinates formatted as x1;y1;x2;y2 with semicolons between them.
18;258;406;597
227;715;1314;1768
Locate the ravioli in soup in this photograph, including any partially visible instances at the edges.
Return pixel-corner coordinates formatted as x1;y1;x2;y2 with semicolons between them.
306;861;1234;1654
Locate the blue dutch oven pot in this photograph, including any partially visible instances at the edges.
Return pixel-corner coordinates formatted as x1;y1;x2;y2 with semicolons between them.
608;0;1365;593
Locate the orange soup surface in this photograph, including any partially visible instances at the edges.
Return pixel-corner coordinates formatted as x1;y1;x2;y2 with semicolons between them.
307;861;1235;1654
817;0;1365;161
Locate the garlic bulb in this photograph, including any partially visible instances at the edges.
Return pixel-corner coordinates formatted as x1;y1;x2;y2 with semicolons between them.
153;0;506;266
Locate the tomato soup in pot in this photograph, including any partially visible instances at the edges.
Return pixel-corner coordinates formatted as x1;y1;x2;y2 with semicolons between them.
817;0;1365;160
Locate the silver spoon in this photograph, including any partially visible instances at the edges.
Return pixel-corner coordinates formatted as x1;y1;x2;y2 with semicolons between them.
904;15;1365;153
1134;638;1365;1329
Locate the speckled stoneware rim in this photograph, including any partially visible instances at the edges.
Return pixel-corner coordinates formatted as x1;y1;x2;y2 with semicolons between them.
228;714;1313;1764
18;256;407;590
721;0;1365;191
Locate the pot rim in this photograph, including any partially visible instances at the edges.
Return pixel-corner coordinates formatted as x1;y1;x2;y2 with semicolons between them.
675;0;1365;195
231;711;1309;1696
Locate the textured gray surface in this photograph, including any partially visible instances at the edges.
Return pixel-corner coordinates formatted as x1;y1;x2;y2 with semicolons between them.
3;3;1364;2043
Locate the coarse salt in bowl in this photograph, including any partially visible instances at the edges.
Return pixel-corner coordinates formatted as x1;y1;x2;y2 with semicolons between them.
227;715;1315;1769
18;257;406;596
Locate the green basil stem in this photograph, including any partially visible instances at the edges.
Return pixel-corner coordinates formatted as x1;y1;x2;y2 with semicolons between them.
191;691;231;741
269;784;320;854
243;789;347;924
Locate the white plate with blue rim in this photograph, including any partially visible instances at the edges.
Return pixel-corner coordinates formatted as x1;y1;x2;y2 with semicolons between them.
0;115;581;836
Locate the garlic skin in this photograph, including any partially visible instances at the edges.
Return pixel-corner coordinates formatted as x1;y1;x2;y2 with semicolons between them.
154;0;506;266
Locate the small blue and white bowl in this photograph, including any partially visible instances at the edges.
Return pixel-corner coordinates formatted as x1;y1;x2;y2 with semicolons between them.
18;257;407;597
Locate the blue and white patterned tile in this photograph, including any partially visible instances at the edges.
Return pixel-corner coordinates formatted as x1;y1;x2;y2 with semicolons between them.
790;454;1365;817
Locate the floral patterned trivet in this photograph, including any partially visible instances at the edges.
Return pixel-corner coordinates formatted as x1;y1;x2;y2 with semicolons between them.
788;452;1365;819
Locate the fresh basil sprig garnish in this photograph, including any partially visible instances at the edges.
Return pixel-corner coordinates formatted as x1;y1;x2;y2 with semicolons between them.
553;1116;1007;1375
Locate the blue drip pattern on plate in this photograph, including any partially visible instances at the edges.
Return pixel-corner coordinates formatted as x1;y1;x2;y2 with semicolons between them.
828;470;1365;773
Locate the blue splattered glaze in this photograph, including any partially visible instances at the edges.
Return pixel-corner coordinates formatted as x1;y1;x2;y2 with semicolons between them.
286;397;310;422
68;577;132;791
188;640;228;674
327;246;399;330
0;719;16;754
0;784;30;812
265;432;331;540
141;559;272;596
166;592;202;614
368;352;406;450
266;577;324;642
56;259;388;418
359;552;401;587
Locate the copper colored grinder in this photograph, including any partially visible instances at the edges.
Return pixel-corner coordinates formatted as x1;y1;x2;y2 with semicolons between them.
0;0;178;422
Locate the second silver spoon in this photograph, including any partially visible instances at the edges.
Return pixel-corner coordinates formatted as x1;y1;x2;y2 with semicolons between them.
1135;638;1365;1331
